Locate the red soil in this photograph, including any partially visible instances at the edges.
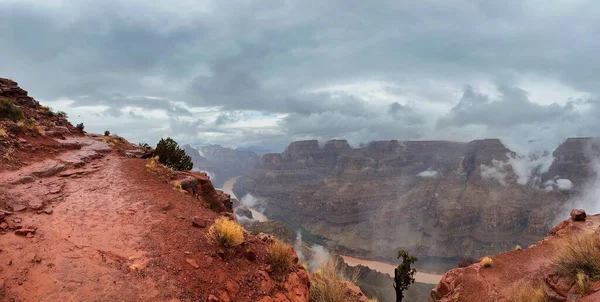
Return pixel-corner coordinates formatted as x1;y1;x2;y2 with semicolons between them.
0;135;309;302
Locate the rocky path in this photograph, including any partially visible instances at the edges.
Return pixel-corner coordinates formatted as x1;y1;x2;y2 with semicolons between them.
0;136;160;301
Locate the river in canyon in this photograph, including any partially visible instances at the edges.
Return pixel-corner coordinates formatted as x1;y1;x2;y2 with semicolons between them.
222;176;444;285
222;176;268;222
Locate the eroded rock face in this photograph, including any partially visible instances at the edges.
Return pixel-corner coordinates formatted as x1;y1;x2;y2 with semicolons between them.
238;138;599;262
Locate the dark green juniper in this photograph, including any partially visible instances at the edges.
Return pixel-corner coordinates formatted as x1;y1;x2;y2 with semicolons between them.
394;249;418;302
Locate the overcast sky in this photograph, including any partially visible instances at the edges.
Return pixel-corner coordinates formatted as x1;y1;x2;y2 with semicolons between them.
1;0;599;152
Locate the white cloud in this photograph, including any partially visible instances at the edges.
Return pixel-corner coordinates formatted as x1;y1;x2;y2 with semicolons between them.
480;159;509;186
507;153;555;186
418;169;438;178
556;178;574;190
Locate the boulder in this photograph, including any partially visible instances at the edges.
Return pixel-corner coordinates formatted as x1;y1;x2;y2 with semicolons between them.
570;209;586;221
15;228;36;236
11;175;36;185
192;217;206;228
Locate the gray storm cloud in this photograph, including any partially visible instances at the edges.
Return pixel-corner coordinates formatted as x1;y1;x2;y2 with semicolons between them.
1;0;600;151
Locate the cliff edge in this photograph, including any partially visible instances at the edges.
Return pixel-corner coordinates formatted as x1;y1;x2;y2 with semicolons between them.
430;210;600;302
0;78;311;302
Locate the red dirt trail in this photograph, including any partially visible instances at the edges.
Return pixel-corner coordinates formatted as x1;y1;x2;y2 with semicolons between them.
0;135;309;302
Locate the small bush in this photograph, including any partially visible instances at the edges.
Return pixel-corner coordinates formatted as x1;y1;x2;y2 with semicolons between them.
458;256;477;268
138;142;151;149
0;98;24;121
76;123;85;131
268;240;294;274
104;130;110;136
154;137;192;171
57;111;68;118
509;285;547;302
553;235;600;282
481;257;493;268
206;217;245;248
8;121;26;134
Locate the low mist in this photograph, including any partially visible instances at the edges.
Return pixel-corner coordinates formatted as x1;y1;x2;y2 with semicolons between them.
294;231;330;272
557;139;600;221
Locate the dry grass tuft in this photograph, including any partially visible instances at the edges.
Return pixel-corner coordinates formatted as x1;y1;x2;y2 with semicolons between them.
515;245;522;250
206;217;245;248
268;240;294;274
145;156;174;182
310;259;359;302
577;271;591;294
481;257;493;268
172;181;183;190
509;285;547;302
2;146;16;162
0;127;7;137
34;125;45;136
145;156;159;169
553;235;600;282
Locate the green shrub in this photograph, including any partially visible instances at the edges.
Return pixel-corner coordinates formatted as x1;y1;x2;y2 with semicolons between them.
104;130;110;136
0;97;24;121
57;111;68;118
154;137;192;171
76;123;85;132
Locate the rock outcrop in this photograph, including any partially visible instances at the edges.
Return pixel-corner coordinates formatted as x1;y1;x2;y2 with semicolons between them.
430;212;600;301
237;138;598;263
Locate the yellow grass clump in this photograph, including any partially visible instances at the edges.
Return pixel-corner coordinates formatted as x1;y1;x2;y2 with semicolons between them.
206;217;245;248
145;156;159;169
173;181;183;190
515;245;522;250
35;125;45;136
509;285;547;302
310;259;359;302
553;235;600;282
577;271;591;294
0;127;7;137
481;257;493;268
268;240;294;274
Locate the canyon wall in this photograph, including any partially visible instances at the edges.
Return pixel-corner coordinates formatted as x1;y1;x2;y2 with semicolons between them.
237;138;599;263
184;144;260;188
